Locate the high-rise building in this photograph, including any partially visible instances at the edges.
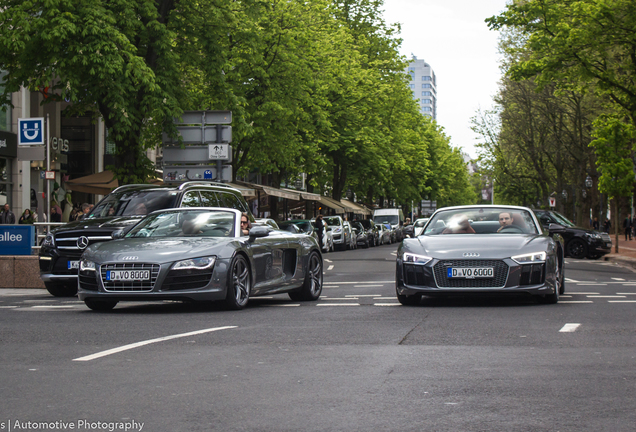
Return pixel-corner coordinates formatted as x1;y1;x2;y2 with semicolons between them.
406;56;437;119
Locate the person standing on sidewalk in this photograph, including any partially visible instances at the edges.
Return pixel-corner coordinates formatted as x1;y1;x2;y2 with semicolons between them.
623;214;632;241
593;217;599;231
604;218;611;233
0;203;16;224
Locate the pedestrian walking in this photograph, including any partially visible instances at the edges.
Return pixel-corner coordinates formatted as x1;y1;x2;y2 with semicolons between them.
592;217;599;231
313;214;325;250
604;218;611;233
18;209;34;224
624;215;632;241
0;203;16;224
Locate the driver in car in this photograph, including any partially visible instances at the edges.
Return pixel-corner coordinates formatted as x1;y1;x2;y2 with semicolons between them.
497;212;513;232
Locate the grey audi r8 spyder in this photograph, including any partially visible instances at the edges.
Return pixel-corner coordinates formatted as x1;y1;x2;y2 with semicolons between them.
77;208;323;311
396;205;565;305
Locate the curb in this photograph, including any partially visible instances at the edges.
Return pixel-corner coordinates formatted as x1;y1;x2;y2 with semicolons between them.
603;254;636;271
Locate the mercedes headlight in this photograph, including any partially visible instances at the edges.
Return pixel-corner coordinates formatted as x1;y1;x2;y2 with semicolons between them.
42;233;55;247
585;232;602;240
172;256;216;270
403;252;432;265
80;259;96;271
512;252;546;264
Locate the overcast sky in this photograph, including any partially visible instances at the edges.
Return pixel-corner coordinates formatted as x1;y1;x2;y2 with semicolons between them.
382;0;510;158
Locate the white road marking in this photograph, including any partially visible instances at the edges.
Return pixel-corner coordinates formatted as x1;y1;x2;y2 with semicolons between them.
30;305;77;309
374;303;401;307
559;301;594;304
354;284;384;287
317;303;360;307
608;300;636;303
0;306;18;309
560;295;572;298
567;292;600;295
587;295;626;298
320;297;358;300
559;323;581;332
73;326;237;362
263;304;300;307
612;278;626;281
324;281;394;285
616;293;636;295
324;259;333;263
576;283;607;286
327;265;334;271
347;294;380;297
565;278;580;283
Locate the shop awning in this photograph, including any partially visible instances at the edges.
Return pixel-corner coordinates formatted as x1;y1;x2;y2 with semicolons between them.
225;182;256;198
234;181;301;200
281;188;322;201
341;199;372;215
65;170;118;195
319;196;347;214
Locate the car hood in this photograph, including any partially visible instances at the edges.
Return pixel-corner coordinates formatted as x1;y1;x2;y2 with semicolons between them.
85;237;238;264
53;216;144;232
408;234;548;259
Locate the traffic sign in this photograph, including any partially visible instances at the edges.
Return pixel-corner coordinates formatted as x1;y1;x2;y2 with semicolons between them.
161;125;232;144
209;144;230;160
18;118;45;145
176;111;232;125
163;145;232;163
163;165;232;183
549;197;556;207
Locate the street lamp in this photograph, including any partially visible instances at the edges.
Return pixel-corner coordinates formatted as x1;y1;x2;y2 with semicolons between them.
585;175;593;188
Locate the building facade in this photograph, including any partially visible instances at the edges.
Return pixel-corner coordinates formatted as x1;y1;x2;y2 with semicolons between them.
407;56;437;120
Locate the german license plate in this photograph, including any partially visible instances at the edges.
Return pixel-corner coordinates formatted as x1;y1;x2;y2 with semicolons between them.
448;267;493;279
106;270;150;281
606;242;612;247
68;261;79;270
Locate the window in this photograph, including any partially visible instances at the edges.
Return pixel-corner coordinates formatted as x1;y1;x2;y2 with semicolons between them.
217;192;248;212
410;84;415;89
422;107;432;111
200;190;219;207
422;76;431;81
422;84;431;89
421;99;432;104
422;91;432;96
181;191;201;207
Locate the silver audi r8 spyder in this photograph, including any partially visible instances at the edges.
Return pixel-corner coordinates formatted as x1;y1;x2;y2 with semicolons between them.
396;205;565;305
77;208;323;311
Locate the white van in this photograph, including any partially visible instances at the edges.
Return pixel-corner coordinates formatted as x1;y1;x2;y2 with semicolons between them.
373;208;404;242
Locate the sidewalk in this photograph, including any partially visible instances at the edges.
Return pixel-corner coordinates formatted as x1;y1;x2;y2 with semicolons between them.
602;235;636;270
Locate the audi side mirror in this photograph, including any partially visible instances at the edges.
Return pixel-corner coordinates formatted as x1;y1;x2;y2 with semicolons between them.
249;225;270;240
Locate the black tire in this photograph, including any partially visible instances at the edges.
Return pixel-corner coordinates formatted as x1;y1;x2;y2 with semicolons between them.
566;239;588;259
84;299;118;311
289;251;323;301
396;284;421;306
538;260;560;304
224;254;251;310
365;238;370;248
45;282;77;297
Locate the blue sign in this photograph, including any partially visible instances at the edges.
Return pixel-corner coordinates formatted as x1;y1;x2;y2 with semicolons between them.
18;118;45;145
0;225;35;255
204;170;213;179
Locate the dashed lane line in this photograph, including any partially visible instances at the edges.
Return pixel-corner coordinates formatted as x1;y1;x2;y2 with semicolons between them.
559;323;581;332
327;265;335;271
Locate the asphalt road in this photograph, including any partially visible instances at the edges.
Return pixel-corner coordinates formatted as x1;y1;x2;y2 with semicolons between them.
1;244;635;432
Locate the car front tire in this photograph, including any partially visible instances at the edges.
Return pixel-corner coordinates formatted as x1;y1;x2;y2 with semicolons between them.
567;239;588;259
224;254;251;310
45;282;77;297
84;299;118;311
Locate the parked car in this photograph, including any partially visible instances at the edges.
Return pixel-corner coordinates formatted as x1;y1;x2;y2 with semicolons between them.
280;219;333;253
351;221;371;248
376;223;392;245
355;219;379;246
39;182;253;297
413;218;429;237
396;205;565;305
324;216;351;251
77;208;323;311
373;208;405;242
533;209;612;259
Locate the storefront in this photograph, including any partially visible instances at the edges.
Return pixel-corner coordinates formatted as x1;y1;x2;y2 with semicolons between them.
0;130;16;208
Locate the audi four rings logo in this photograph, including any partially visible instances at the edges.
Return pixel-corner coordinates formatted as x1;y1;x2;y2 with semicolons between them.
77;236;89;249
463;252;480;257
121;256;139;261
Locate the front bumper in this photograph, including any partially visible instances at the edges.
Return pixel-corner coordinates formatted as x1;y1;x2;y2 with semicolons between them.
396;257;557;298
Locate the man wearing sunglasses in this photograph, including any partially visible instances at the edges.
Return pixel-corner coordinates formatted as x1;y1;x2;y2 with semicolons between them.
241;213;252;236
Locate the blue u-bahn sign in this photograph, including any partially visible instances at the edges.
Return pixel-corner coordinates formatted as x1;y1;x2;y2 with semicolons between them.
18;118;45;145
0;225;35;255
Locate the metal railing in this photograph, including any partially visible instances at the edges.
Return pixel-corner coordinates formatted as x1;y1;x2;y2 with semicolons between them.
32;222;67;250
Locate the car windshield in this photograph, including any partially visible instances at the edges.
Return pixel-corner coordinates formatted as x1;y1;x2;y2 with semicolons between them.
324;217;342;226
357;220;373;229
280;221;312;233
126;210;236;238
414;219;428;227
88;189;178;219
373;215;399;225
547;211;576;227
423;207;538;235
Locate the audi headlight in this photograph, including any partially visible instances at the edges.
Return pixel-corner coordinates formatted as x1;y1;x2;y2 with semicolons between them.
403;252;432;265
80;259;96;271
42;233;55;247
512;252;546;264
172;256;216;270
